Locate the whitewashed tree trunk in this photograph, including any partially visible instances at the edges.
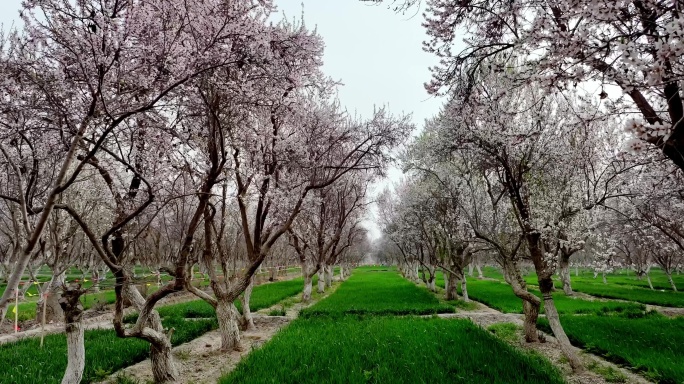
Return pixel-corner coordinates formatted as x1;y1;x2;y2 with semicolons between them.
339;266;345;281
324;265;333;287
468;263;474;277
59;285;85;384
216;301;241;351
575;265;579;276
317;269;325;293
303;274;314;302
667;271;678;292
476;263;483;279
646;274;654;290
602;273;607;284
461;278;469;302
239;278;255;331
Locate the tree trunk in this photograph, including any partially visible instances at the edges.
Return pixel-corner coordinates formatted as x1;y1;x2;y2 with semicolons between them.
324;265;333;288
602;273;607;284
461;277;469;302
468;263;474;277
268;267;277;282
476;263;483;279
559;255;573;296
522;300;540;343
575;265;579;276
426;266;436;292
216;300;242;351
37;271;65;323
502;260;540;343
150;338;177;384
445;271;458;300
239;278;255;331
666;271;678;292
59;285;85;384
302;274;313;302
646;274;654;290
339;266;345;281
539;277;584;372
317;269;325;293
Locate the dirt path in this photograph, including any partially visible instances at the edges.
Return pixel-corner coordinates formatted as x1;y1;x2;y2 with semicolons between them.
0;273;301;344
98;281;341;384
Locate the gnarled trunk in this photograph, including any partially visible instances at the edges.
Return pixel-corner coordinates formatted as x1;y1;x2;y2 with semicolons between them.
216;300;242;351
239;278;255;331
59;285;85;384
150;339;177;384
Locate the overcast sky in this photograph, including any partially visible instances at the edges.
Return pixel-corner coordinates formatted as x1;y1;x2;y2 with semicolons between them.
0;0;446;240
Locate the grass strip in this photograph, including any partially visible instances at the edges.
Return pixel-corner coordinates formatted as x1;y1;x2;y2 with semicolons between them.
0;277;308;384
433;272;645;315
221;316;565;384
301;269;453;318
538;314;684;384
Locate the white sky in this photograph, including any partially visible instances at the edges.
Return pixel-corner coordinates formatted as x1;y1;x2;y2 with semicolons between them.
0;0;447;240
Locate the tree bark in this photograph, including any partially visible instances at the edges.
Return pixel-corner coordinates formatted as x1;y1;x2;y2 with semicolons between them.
317;269;325;293
37;271;65;323
216;300;242;351
646;274;654;290
476;263;483;279
559;254;573;296
59;285;86;384
502;260;540;343
239;278;255;331
461;277;469;302
324;265;333;288
445;270;458;300
150;339;177;384
302;274;313;302
539;276;584;372
666;271;678;292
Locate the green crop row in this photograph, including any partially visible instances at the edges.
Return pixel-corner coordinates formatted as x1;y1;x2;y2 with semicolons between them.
433;271;646;316
0;277;308;384
300;268;454;318
221;315;564;383
538;314;684;384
